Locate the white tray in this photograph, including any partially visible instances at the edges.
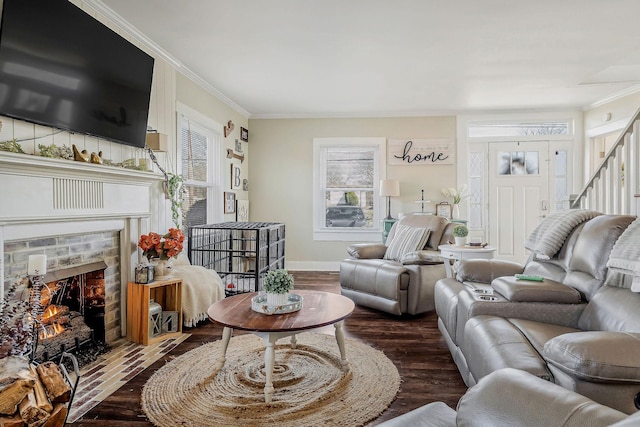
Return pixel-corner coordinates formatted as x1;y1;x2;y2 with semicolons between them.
251;293;303;315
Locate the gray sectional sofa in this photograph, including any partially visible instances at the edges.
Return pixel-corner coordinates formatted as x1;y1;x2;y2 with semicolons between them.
433;213;640;414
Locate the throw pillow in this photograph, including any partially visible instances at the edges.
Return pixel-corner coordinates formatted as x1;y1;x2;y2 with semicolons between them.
384;225;431;262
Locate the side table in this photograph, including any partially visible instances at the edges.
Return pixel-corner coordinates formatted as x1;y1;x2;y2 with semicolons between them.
127;278;183;345
438;244;496;278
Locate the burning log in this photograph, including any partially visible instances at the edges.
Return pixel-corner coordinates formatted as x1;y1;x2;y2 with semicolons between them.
38;306;69;327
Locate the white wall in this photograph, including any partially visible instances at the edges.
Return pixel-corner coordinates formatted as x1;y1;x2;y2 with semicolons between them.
248;116;457;271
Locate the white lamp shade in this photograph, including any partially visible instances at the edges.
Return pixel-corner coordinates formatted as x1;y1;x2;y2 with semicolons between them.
380;179;400;197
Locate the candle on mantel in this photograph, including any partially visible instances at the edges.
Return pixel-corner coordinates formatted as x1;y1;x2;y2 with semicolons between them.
27;254;47;276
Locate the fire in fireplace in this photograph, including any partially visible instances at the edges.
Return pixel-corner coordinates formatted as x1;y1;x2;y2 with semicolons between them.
35;262;107;361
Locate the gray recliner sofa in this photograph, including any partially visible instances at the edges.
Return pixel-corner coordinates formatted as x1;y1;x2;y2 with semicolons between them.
340;214;454;315
378;368;638;427
434;213;640;414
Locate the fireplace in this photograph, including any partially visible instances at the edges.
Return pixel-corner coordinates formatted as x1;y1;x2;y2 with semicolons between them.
0;151;162;350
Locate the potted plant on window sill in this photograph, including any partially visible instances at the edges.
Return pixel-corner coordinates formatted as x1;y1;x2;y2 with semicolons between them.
263;269;294;306
452;224;469;247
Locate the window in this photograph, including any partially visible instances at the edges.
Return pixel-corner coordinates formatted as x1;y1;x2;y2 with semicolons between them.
468;121;570;138
497;151;540;175
313;138;386;241
178;109;223;233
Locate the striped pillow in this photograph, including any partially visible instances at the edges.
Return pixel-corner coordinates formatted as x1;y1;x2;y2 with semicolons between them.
383;225;431;262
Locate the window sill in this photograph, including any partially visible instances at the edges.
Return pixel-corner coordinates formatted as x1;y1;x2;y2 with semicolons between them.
313;228;381;242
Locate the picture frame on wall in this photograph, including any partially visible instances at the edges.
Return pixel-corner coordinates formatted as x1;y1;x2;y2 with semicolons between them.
240;127;249;142
236;200;249;222
224;192;236;214
435;202;452;219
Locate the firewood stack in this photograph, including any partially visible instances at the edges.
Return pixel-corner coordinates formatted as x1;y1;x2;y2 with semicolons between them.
0;356;71;427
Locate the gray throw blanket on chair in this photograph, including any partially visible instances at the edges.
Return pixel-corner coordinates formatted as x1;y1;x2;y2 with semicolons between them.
524;209;602;260
607;217;640;292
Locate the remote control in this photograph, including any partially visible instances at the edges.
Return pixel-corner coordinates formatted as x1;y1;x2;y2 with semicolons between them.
515;274;544;282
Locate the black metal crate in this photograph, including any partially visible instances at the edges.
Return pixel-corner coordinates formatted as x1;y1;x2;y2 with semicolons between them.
187;222;285;296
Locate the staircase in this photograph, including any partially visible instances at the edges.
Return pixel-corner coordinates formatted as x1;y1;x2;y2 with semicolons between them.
571;107;640;215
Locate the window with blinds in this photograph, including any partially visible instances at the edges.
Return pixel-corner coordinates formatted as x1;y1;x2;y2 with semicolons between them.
179;116;221;231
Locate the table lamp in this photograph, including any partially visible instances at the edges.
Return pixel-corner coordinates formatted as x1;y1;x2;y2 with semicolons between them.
380;179;400;220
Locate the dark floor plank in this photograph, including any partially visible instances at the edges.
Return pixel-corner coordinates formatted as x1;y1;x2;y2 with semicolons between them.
71;271;467;425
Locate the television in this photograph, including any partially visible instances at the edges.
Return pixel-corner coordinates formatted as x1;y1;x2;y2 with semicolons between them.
0;0;154;148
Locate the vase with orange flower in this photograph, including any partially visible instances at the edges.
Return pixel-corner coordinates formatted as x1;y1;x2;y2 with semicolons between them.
138;228;185;280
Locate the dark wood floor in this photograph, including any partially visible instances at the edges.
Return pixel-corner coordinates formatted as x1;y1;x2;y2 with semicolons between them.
72;271;467;426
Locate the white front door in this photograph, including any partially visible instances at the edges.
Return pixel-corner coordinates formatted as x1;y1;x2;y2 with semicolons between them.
488;141;549;263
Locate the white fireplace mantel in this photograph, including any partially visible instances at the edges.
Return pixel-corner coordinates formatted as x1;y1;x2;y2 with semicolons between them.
0;151;164;323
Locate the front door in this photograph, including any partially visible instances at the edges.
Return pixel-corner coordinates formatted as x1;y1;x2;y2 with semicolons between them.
488;141;549;262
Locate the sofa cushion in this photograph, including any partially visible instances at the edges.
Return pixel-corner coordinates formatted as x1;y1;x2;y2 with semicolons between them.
578;285;640;333
462;316;552;382
507;318;579;353
384;225;430;261
393;214;449;250
543;331;640;383
400;250;442;265
491;276;582;303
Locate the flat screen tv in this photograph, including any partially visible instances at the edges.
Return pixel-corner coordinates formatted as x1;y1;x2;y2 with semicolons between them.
0;0;154;148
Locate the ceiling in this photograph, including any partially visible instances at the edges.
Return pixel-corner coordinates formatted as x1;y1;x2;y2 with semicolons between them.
98;0;640;118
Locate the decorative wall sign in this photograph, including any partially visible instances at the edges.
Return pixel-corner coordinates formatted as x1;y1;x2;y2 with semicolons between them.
243;178;249;191
236;200;249;222
235;139;242;152
231;164;242;190
240;127;249;142
224;192;236;213
388;138;454;165
224;120;234;137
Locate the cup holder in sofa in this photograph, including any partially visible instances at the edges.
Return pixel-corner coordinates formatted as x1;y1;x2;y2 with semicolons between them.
476;295;499;302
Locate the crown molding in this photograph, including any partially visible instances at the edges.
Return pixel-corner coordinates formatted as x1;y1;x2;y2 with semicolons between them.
586;84;640;110
82;0;251;118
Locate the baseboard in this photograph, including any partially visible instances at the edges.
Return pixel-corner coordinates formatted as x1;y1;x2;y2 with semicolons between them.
285;260;340;271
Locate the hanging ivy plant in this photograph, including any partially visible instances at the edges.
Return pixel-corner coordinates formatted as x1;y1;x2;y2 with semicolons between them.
165;173;184;228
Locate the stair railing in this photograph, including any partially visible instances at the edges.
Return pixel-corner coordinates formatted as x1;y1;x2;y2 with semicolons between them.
571;106;640;215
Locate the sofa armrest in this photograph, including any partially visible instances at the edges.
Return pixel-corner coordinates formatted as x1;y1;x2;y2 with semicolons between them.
401;250;443;265
491;276;582;303
543;332;640;383
456;368;628;426
456;259;524;284
346;243;387;259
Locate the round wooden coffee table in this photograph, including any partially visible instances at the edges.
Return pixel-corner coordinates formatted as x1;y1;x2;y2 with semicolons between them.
207;290;355;402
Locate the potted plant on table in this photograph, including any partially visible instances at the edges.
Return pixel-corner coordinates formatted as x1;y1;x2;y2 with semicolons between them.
452;224;469;247
263;269;294;306
138;228;185;280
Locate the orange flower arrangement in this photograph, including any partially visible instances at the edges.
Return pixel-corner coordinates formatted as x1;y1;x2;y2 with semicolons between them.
138;228;185;260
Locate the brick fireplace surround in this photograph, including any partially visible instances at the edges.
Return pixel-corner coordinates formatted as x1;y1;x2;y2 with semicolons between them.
0;151;162;343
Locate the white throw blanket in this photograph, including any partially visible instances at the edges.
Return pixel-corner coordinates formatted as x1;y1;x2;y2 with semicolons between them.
607;217;640;292
171;255;225;327
524;209;602;259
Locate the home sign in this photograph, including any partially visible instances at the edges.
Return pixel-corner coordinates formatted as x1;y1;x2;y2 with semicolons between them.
388;138;455;165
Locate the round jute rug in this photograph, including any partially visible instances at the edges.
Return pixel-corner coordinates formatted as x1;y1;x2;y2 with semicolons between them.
142;332;400;427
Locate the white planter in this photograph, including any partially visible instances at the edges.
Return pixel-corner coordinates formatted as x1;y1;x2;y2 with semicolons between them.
454;236;466;247
266;292;289;306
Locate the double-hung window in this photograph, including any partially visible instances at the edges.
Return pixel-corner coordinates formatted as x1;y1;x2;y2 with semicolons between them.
313;137;386;241
178;108;223;233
